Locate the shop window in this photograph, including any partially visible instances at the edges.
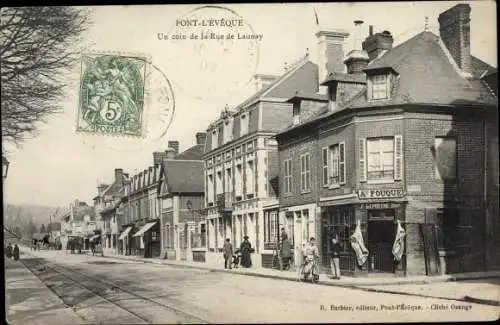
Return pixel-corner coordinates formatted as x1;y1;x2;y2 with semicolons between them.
433;137;457;181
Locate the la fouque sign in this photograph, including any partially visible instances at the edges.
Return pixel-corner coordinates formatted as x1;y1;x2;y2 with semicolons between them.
358;188;405;199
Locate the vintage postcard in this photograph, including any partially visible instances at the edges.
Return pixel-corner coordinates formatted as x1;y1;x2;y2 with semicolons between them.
2;2;498;324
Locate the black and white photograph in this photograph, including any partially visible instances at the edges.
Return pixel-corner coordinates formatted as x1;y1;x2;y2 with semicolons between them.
2;1;498;323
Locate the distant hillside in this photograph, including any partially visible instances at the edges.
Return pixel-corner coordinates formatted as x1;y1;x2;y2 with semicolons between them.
3;204;65;238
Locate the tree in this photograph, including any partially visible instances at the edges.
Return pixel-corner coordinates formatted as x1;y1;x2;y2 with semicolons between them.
1;7;91;147
40;223;46;233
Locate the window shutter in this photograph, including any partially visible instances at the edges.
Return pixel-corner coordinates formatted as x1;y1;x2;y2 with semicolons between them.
386;74;391;99
359;138;366;182
339;142;346;185
394;135;403;180
322;148;328;186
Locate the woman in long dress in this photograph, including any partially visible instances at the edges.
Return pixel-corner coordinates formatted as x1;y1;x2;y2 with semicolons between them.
240;236;252;268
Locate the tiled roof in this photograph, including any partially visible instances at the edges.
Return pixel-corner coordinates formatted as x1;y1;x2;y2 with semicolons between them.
278;31;497;138
173;144;204;160
163;159;204;193
471;56;497;78
348;31;497;108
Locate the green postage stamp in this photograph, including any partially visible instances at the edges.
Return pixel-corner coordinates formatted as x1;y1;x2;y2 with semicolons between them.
77;53;148;137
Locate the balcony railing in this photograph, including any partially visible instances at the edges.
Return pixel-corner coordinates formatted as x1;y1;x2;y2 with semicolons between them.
216;192;233;213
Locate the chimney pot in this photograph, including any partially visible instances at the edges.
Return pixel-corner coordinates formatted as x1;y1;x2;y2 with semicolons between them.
362;29;394;61
369;25;373;36
167;141;179;155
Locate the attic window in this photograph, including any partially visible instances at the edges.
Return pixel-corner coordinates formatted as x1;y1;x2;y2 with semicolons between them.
369;74;389;100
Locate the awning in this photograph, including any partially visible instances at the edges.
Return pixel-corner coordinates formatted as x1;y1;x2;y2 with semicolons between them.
119;227;133;240
89;234;101;241
132;222;157;237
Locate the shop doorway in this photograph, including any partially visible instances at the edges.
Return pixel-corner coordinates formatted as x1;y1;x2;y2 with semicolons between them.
368;209;396;273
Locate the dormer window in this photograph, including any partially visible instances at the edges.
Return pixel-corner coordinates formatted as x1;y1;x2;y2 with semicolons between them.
369;74;389;100
211;129;218;150
223;117;233;144
292;103;300;125
240;113;248;136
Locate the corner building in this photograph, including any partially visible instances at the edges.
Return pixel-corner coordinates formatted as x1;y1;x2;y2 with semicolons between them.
277;4;498;276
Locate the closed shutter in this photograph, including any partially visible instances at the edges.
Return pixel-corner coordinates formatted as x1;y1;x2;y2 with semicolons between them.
339;142;346;185
386;74;391;98
322;148;328;187
394;135;403;180
359;138;366;182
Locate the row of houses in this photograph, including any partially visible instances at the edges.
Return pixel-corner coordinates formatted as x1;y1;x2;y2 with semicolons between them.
71;3;498;277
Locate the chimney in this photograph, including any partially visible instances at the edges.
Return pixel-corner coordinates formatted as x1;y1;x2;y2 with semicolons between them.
168;141;179;155
153;151;167;166
315;29;350;94
438;3;471;74
165;148;176;159
114;168;124;188
343;20;370;75
362;28;394;61
195;132;207;145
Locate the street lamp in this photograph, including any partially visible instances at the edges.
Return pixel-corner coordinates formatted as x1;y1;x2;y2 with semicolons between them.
3;155;9;179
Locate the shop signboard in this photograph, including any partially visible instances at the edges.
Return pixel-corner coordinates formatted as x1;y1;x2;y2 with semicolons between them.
358;189;405;200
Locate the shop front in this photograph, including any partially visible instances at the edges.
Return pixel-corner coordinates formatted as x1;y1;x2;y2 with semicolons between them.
131;220;161;258
320;188;407;277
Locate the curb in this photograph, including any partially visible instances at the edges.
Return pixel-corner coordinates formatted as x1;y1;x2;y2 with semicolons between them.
102;254;500;286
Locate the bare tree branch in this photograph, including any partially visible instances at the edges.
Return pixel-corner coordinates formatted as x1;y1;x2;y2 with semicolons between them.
1;6;92;150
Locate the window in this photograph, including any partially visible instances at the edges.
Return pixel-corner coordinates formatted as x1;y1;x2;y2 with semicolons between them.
330;145;340;186
366;137;394;181
283;159;292;194
240;113;248;136
370;74;389;100
246;160;254;196
207;174;214;203
300;153;311;192
216;170;222;195
235;164;243;199
225;168;232;194
211;130;218;150
434;137;456;181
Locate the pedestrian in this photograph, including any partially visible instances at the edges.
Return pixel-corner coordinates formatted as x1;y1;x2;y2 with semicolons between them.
90;240;95;256
280;228;288;242
6;243;13;259
240;236;252;268
280;236;292;270
13;244;20;261
223;238;233;269
330;233;341;279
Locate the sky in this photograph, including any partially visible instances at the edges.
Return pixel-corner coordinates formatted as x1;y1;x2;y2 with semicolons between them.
3;1;497;209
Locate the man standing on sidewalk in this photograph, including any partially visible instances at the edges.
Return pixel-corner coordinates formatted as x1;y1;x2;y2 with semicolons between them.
330;233;341;279
223;238;233;269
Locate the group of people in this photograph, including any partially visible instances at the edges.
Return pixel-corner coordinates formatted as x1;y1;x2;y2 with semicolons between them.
223;235;253;269
220;229;342;280
5;243;20;261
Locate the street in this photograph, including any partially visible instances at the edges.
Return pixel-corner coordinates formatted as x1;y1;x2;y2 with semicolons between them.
5;249;499;324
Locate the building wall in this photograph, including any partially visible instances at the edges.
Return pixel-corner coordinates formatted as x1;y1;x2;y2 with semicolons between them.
261;102;293;132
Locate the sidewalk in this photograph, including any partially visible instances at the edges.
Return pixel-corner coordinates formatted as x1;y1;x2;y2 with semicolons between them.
99;251;500;305
4;257;87;325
